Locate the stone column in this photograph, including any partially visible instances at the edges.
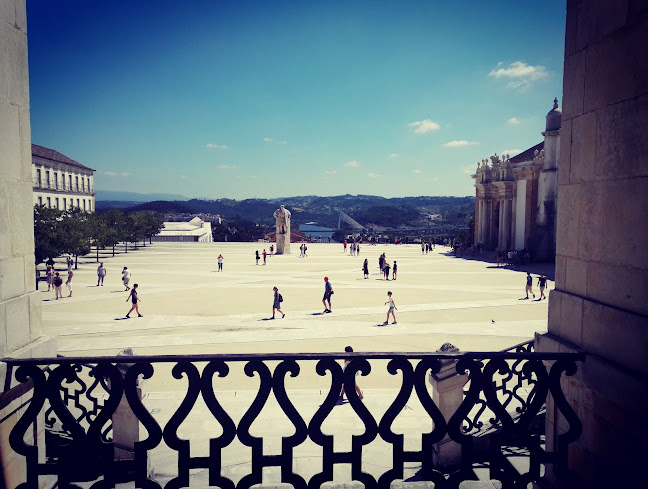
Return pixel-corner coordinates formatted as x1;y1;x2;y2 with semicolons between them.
273;205;291;254
537;2;648;487
1;2;57;487
502;197;512;251
429;343;468;469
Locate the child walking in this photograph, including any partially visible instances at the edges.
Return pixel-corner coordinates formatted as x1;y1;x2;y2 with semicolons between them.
384;291;397;325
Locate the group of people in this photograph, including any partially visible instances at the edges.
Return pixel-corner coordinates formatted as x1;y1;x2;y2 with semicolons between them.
421;241;435;254
378;253;397;280
525;272;548;300
496;249;533;268
299;243;308;257
46;266;72;300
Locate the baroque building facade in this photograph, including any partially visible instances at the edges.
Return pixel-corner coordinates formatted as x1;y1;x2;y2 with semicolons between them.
472;100;561;261
32;144;96;212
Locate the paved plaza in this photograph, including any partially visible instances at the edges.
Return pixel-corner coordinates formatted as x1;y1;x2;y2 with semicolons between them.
41;242;551;359
39;242;553;484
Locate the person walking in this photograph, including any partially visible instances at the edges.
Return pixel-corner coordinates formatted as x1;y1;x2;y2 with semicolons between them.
269;245;274;255
263;249;267;265
125;284;143;318
272;287;285;319
322;276;333;313
66;256;74;272
122;267;131;291
255;250;260;265
217;254;224;272
53;272;63;300
538;274;548;299
384;291;397;325
65;270;73;297
339;346;363;402
392;261;397;280
525;272;536;299
383;261;391;280
97;262;107;286
362;258;369;279
46;265;54;291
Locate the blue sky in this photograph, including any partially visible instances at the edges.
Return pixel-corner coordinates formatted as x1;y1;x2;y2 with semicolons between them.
26;0;566;199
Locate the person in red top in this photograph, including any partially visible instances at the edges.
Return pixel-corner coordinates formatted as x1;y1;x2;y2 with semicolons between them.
263;249;267;265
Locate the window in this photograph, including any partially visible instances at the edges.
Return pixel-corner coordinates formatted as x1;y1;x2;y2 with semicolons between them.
38;197;43;205
54;173;58;189
69;175;72;190
46;171;50;187
83;200;86;210
75;176;79;191
81;178;85;192
88;200;92;211
36;169;41;187
55;198;59;209
47;197;51;207
77;199;80;207
63;198;67;209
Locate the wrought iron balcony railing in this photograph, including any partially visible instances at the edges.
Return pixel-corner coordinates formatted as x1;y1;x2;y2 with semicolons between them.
32;180;94;195
1;349;584;489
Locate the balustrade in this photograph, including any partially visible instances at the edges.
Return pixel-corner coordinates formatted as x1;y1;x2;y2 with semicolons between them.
1;349;583;489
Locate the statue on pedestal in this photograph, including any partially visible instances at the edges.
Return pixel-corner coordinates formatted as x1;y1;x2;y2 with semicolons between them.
273;205;291;254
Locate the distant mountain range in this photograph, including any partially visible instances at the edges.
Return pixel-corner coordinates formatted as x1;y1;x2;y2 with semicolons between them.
96;193;475;231
95;190;188;202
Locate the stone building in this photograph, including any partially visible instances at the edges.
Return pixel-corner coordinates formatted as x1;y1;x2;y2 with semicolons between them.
472;100;561;261
152;217;212;242
32;143;96;212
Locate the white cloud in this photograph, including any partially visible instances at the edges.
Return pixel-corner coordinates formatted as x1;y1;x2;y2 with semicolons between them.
429;177;439;182
507;117;521;125
249;175;257;179
206;143;228;150
345;160;360;168
501;149;522;156
179;175;188;180
461;165;477;175
218;164;237;170
263;137;273;142
104;171;130;177
325;170;337;175
489;61;548;89
389;153;400;159
409;119;441;134
443;140;479;148
412;169;422;175
367;172;382;179
276;140;288;144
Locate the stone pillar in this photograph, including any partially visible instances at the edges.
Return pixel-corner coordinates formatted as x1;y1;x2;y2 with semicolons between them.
0;2;57;487
537;2;648;488
429;343;468;469
111;349;152;478
273;205;291;254
502;197;512;251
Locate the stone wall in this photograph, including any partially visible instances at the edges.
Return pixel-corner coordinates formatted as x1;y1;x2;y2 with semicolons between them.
0;1;56;487
537;1;648;487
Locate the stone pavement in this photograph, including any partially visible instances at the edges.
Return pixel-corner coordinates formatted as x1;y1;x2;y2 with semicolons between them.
41;242;552;485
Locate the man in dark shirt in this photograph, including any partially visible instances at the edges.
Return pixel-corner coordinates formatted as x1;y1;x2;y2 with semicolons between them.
322;277;333;313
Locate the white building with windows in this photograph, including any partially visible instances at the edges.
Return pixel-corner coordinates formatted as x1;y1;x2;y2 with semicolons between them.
32;144;96;212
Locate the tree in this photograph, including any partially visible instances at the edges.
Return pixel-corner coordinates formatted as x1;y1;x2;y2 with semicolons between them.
60;208;92;268
101;210;127;257
140;211;165;244
33;205;63;264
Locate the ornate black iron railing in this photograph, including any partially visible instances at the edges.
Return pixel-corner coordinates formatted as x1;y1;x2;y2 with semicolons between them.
2;351;584;489
462;340;537;434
